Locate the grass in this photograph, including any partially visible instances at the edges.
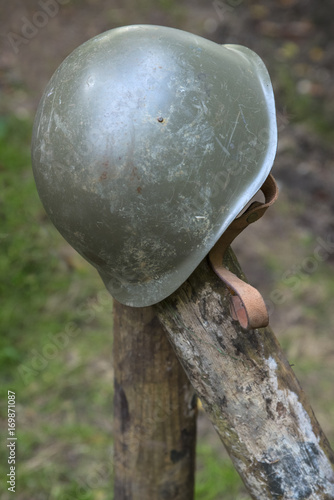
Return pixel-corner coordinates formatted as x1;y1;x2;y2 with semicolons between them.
275;63;334;142
0;114;248;498
195;443;249;500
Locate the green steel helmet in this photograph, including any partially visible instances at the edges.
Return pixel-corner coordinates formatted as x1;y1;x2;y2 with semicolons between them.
31;24;277;307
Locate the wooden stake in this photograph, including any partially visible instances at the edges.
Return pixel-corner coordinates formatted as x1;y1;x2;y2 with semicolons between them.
113;302;197;500
155;248;334;499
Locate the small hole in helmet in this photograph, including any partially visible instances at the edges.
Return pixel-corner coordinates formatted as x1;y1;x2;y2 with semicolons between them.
157;116;164;123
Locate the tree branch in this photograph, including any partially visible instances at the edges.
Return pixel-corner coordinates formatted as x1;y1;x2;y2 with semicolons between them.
155;248;334;499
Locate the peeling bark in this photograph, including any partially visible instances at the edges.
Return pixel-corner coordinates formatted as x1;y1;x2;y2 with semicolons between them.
113;303;197;500
155;248;334;499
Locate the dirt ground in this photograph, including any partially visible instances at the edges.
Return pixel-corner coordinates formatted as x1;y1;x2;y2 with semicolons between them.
1;0;334;467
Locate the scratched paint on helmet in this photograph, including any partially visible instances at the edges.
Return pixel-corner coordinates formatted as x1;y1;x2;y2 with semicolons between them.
31;25;277;306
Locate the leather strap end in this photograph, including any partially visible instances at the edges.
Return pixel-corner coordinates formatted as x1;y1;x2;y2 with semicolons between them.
213;265;269;330
209;174;278;330
230;292;269;330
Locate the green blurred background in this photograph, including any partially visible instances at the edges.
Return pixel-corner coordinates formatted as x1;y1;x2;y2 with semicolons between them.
1;1;334;498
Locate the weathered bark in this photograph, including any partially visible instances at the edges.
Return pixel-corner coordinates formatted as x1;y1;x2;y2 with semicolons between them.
113;302;197;500
155;248;334;499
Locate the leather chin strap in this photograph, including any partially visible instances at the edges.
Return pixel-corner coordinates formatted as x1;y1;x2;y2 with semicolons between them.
208;174;278;330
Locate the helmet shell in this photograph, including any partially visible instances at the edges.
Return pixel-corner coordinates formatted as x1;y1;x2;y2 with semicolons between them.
31;25;277;306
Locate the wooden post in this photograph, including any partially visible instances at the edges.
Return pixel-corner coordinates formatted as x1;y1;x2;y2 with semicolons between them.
155;248;334;499
113;302;197;499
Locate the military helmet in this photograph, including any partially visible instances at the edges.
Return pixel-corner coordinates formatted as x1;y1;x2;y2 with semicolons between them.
31;25;277;307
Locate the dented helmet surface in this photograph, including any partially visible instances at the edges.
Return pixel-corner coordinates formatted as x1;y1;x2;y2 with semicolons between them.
31;25;277;306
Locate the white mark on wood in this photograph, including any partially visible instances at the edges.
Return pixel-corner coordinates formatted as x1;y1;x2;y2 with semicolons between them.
263;357;334;498
266;357;320;445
